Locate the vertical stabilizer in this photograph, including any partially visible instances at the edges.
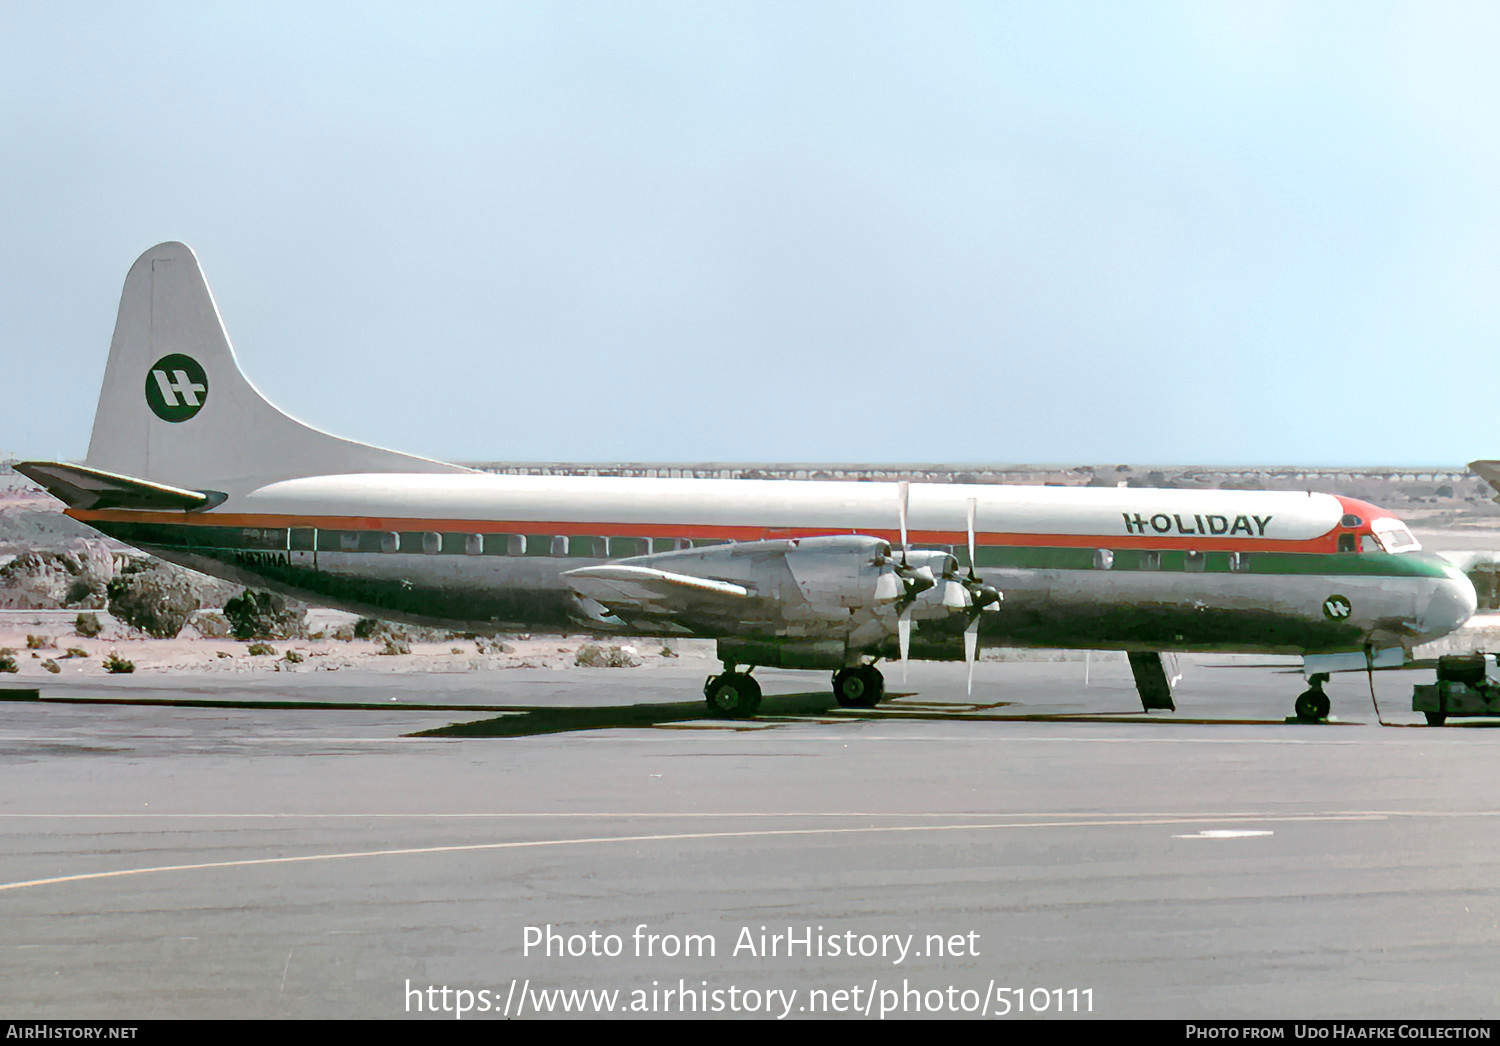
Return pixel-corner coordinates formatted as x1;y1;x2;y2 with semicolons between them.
84;242;470;493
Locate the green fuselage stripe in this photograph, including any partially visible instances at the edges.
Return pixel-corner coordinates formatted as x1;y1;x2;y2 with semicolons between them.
966;545;1452;578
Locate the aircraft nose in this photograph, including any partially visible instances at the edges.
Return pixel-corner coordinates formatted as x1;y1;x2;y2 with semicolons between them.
1417;568;1478;640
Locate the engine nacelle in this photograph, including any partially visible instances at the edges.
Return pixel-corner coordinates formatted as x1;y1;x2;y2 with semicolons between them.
781;535;904;609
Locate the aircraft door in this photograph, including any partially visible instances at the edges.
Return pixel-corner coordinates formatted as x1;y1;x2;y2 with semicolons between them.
290;527;317;571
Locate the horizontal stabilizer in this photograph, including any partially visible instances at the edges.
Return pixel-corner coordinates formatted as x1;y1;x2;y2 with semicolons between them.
13;461;216;512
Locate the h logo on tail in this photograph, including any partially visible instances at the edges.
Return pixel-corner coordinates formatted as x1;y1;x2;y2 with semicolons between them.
145;354;209;422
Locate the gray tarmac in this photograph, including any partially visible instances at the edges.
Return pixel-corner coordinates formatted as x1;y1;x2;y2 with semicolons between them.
2;656;1499;1021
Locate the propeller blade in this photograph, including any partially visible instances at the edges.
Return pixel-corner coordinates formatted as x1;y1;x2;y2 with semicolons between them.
966;497;977;578
898;609;911;681
898;480;910;563
964;616;979;695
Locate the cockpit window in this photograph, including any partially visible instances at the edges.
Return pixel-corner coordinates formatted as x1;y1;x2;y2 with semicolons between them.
1371;518;1421;554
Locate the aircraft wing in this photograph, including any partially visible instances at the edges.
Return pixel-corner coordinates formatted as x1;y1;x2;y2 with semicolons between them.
561;534;992;646
563;562;758;633
563;564;751;605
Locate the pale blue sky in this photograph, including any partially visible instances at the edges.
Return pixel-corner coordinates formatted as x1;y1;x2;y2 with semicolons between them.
3;2;1497;466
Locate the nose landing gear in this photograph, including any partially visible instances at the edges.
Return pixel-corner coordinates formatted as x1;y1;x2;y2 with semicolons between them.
1294;673;1332;721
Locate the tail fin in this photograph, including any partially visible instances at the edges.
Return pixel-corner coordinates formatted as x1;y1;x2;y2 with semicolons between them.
84;242;469;494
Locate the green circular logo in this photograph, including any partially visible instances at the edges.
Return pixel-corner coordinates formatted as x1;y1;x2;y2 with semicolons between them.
145;354;209;422
1323;594;1352;620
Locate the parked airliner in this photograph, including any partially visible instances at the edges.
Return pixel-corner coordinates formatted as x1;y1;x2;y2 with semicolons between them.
16;244;1478;719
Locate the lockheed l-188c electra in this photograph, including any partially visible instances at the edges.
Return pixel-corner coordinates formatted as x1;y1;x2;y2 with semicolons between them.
16;243;1479;720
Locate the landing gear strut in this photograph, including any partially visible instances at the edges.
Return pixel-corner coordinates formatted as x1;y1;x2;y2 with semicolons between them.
704;669;761;718
832;665;885;708
1294;673;1332;721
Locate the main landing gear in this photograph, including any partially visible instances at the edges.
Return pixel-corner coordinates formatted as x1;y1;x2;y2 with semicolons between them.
704;670;761;718
703;663;890;718
1294;673;1332;722
832;665;885;708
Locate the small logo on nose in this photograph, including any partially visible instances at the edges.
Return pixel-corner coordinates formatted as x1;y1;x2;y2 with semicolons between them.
1323;594;1352;620
145;354;208;422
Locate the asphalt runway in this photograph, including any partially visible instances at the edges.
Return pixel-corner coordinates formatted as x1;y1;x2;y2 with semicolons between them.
2;655;1498;1021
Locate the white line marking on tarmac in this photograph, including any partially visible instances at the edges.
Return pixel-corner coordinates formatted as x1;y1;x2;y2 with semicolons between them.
0;809;1494;820
1172;829;1275;839
0;813;1383;894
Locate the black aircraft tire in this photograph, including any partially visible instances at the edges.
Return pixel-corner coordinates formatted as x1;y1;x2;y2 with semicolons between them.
832;669;858;707
705;674;761;719
833;666;884;709
1425;712;1447;727
1294;690;1330;721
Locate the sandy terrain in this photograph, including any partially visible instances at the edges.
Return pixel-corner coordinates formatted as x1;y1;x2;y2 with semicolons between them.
0;610;716;681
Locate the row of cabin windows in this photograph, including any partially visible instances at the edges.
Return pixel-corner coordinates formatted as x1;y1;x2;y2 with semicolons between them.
1092;549;1252;572
271;528;1257;572
271;529;728;557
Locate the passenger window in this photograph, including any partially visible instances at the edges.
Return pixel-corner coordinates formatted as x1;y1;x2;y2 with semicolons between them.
422;532;442;555
241;528;286;550
1228;551;1251;572
380;532;400;554
465;534;484;556
550;535;569;557
1093;549;1114;570
570;536;603;557
1184;550;1206;572
1140;551;1161;571
340;531;361;552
